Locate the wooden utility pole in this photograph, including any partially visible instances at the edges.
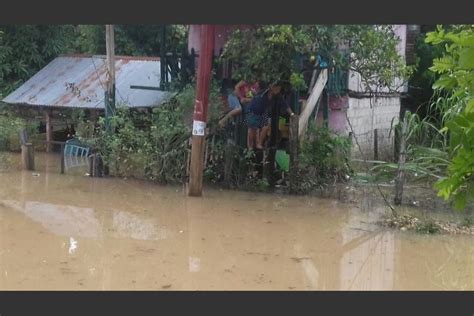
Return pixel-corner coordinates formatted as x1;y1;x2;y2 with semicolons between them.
394;114;408;205
188;25;215;197
105;25;116;122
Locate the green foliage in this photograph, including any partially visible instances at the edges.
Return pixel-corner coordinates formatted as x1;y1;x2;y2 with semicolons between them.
203;140;262;189
222;25;411;92
75;82;224;184
0;25;76;97
370;110;452;187
289;73;307;91
76;103;190;183
69;25;188;56
0;25;189;98
425;25;474;210
407;28;444;114
295;124;352;193
0;103;38;151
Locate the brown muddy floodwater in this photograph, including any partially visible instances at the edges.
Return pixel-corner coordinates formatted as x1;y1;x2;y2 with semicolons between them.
0;153;472;290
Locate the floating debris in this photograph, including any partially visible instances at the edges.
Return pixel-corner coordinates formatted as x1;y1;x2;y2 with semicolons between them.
382;214;474;235
32;173;40;177
68;237;78;254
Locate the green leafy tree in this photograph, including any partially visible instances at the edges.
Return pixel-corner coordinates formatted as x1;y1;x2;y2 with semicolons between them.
69;25;188;56
222;25;411;92
0;25;188;98
0;25;76;97
426;25;474;209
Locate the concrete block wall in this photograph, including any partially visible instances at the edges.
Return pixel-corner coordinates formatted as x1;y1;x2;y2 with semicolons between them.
346;97;400;160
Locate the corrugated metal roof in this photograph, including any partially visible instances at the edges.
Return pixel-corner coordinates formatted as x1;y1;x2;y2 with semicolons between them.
2;55;173;109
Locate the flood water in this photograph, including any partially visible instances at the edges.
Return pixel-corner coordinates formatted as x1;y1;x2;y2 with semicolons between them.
0;153;472;290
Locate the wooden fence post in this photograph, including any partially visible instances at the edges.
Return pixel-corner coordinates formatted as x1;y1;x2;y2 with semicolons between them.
89;154;103;177
394;115;407;206
223;140;234;188
374;128;379;160
45;109;53;153
289;114;299;194
21;143;35;171
60;143;65;174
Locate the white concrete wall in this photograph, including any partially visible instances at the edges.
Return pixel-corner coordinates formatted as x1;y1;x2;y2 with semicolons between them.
346;96;400;160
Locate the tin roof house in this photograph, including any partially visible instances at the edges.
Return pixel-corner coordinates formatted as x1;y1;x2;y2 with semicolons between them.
2;54;173;149
3;54;171;110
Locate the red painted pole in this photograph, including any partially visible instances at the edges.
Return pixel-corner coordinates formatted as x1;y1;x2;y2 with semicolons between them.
188;24;215;197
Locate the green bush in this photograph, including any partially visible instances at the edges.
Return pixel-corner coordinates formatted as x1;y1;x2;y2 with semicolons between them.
77;103;190;184
75;82;224;184
0;104;38;151
296;124;352;193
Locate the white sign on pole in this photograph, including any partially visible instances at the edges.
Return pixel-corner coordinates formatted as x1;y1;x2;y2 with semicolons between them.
192;120;206;136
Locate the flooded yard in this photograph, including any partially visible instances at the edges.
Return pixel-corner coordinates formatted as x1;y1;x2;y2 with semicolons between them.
0;153;472;290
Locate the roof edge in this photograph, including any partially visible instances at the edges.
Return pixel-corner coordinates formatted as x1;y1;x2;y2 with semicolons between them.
58;54;161;61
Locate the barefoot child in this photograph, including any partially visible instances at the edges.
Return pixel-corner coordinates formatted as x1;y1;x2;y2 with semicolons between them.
245;81;294;150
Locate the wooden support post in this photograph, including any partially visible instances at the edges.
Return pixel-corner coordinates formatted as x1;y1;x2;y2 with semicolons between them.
60;143;65;174
394;125;400;162
45;109;53;152
255;149;264;177
223;140;234;188
394;115;407;206
160;25;167;90
289;114;299;194
188;25;215;197
266;148;277;187
19;129;28;145
89;154;103;177
323;91;329;125
298;69;328;140
21;143;35;171
266;96;280;187
90;109;98;126
374;128;379;160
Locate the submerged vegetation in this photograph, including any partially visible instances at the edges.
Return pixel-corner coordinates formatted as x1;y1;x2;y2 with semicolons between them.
383;213;474;235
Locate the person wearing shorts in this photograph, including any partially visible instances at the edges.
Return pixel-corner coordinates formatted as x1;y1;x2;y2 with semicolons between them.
245;82;294;150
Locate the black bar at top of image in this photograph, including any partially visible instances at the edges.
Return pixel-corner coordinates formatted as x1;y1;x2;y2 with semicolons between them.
0;291;473;316
0;0;473;24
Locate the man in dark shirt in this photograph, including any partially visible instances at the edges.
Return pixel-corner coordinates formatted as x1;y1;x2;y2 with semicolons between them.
245;82;294;150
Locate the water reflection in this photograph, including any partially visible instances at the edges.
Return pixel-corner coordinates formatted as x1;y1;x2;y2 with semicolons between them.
0;152;472;290
64;155;89;172
1;199;100;238
0;199;170;242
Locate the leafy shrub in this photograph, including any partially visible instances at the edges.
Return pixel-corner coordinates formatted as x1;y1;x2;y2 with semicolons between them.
295;124;352;193
75;82;224;184
0;104;38;151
